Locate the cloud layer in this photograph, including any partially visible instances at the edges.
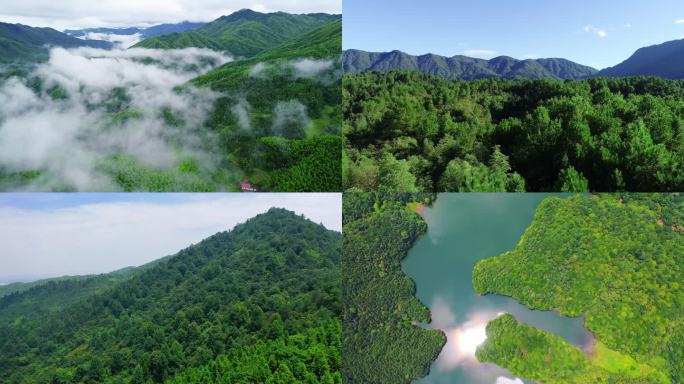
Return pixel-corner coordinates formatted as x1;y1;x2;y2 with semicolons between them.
0;46;231;190
0;0;341;30
583;25;607;38
0;193;341;281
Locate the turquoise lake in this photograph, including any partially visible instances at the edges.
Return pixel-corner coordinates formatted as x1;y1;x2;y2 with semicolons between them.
402;194;594;384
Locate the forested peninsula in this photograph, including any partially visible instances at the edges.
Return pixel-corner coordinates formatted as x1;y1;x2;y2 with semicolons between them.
474;194;684;383
342;193;445;383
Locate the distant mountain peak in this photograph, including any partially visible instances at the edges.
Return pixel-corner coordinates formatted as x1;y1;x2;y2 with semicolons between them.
598;38;684;79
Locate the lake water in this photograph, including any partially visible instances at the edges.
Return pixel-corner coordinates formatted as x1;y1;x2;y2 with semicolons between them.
402;194;594;384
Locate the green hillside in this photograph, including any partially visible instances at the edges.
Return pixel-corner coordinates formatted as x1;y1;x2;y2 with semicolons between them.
0;22;111;64
191;20;342;192
473;194;684;383
0;208;341;383
0;270;136;326
133;9;340;58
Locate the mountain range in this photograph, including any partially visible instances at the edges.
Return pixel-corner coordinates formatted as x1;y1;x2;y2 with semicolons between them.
345;37;684;80
64;21;206;40
134;9;341;57
0;208;341;383
0;22;111;63
343;49;598;80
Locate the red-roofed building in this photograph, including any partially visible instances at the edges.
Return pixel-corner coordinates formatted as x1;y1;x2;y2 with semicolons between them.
240;180;259;192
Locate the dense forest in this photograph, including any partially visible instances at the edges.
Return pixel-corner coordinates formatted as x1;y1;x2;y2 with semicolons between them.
342;193;445;384
194;19;343;192
473;194;683;383
477;314;670;383
344;71;684;192
0;208;341;383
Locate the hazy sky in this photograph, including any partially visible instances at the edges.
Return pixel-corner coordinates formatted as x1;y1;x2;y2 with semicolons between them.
0;0;341;30
0;193;341;283
343;0;684;69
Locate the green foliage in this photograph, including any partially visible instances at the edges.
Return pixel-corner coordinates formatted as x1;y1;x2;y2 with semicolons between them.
134;10;340;58
473;194;684;383
343;193;445;384
344;71;684;191
0;208;341;384
265;136;342;192
556;167;590;192
477;314;670;383
97;153;215;192
191;20;342;192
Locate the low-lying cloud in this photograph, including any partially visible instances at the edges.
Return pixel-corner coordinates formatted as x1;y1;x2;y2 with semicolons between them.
271;100;312;139
0;47;232;191
248;57;341;84
290;58;334;78
83;32;143;49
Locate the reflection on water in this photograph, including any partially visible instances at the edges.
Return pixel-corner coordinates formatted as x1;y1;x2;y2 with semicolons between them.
403;194;593;384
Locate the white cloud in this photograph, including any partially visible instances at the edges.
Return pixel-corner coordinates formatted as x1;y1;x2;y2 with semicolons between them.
676;19;684;24
0;193;341;281
289;58;335;78
0;46;232;191
583;25;607;38
249;62;269;78
463;49;498;59
0;0;341;30
83;32;142;48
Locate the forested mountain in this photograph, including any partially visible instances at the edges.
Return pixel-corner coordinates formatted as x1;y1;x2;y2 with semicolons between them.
0;267;137;299
344;71;684;192
0;269;137;326
0;208;341;383
473;194;683;383
64;22;207;39
134;10;340;57
343;49;598;80
598;39;684;79
342;193;445;384
0;22;111;63
192;19;343;191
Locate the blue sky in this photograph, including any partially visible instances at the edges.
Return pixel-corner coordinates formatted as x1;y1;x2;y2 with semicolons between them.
0;193;341;282
343;0;684;69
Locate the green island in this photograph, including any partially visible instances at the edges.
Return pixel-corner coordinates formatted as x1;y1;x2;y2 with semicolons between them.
473;194;684;383
0;208;341;383
344;71;684;192
342;193;445;383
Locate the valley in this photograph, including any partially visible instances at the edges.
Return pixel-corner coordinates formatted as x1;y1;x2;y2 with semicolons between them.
0;10;342;192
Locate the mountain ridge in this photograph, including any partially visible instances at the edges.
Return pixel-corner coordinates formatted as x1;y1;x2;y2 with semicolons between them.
65;21;207;40
343;49;598;80
0;22;112;63
598;38;684;79
134;10;341;57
